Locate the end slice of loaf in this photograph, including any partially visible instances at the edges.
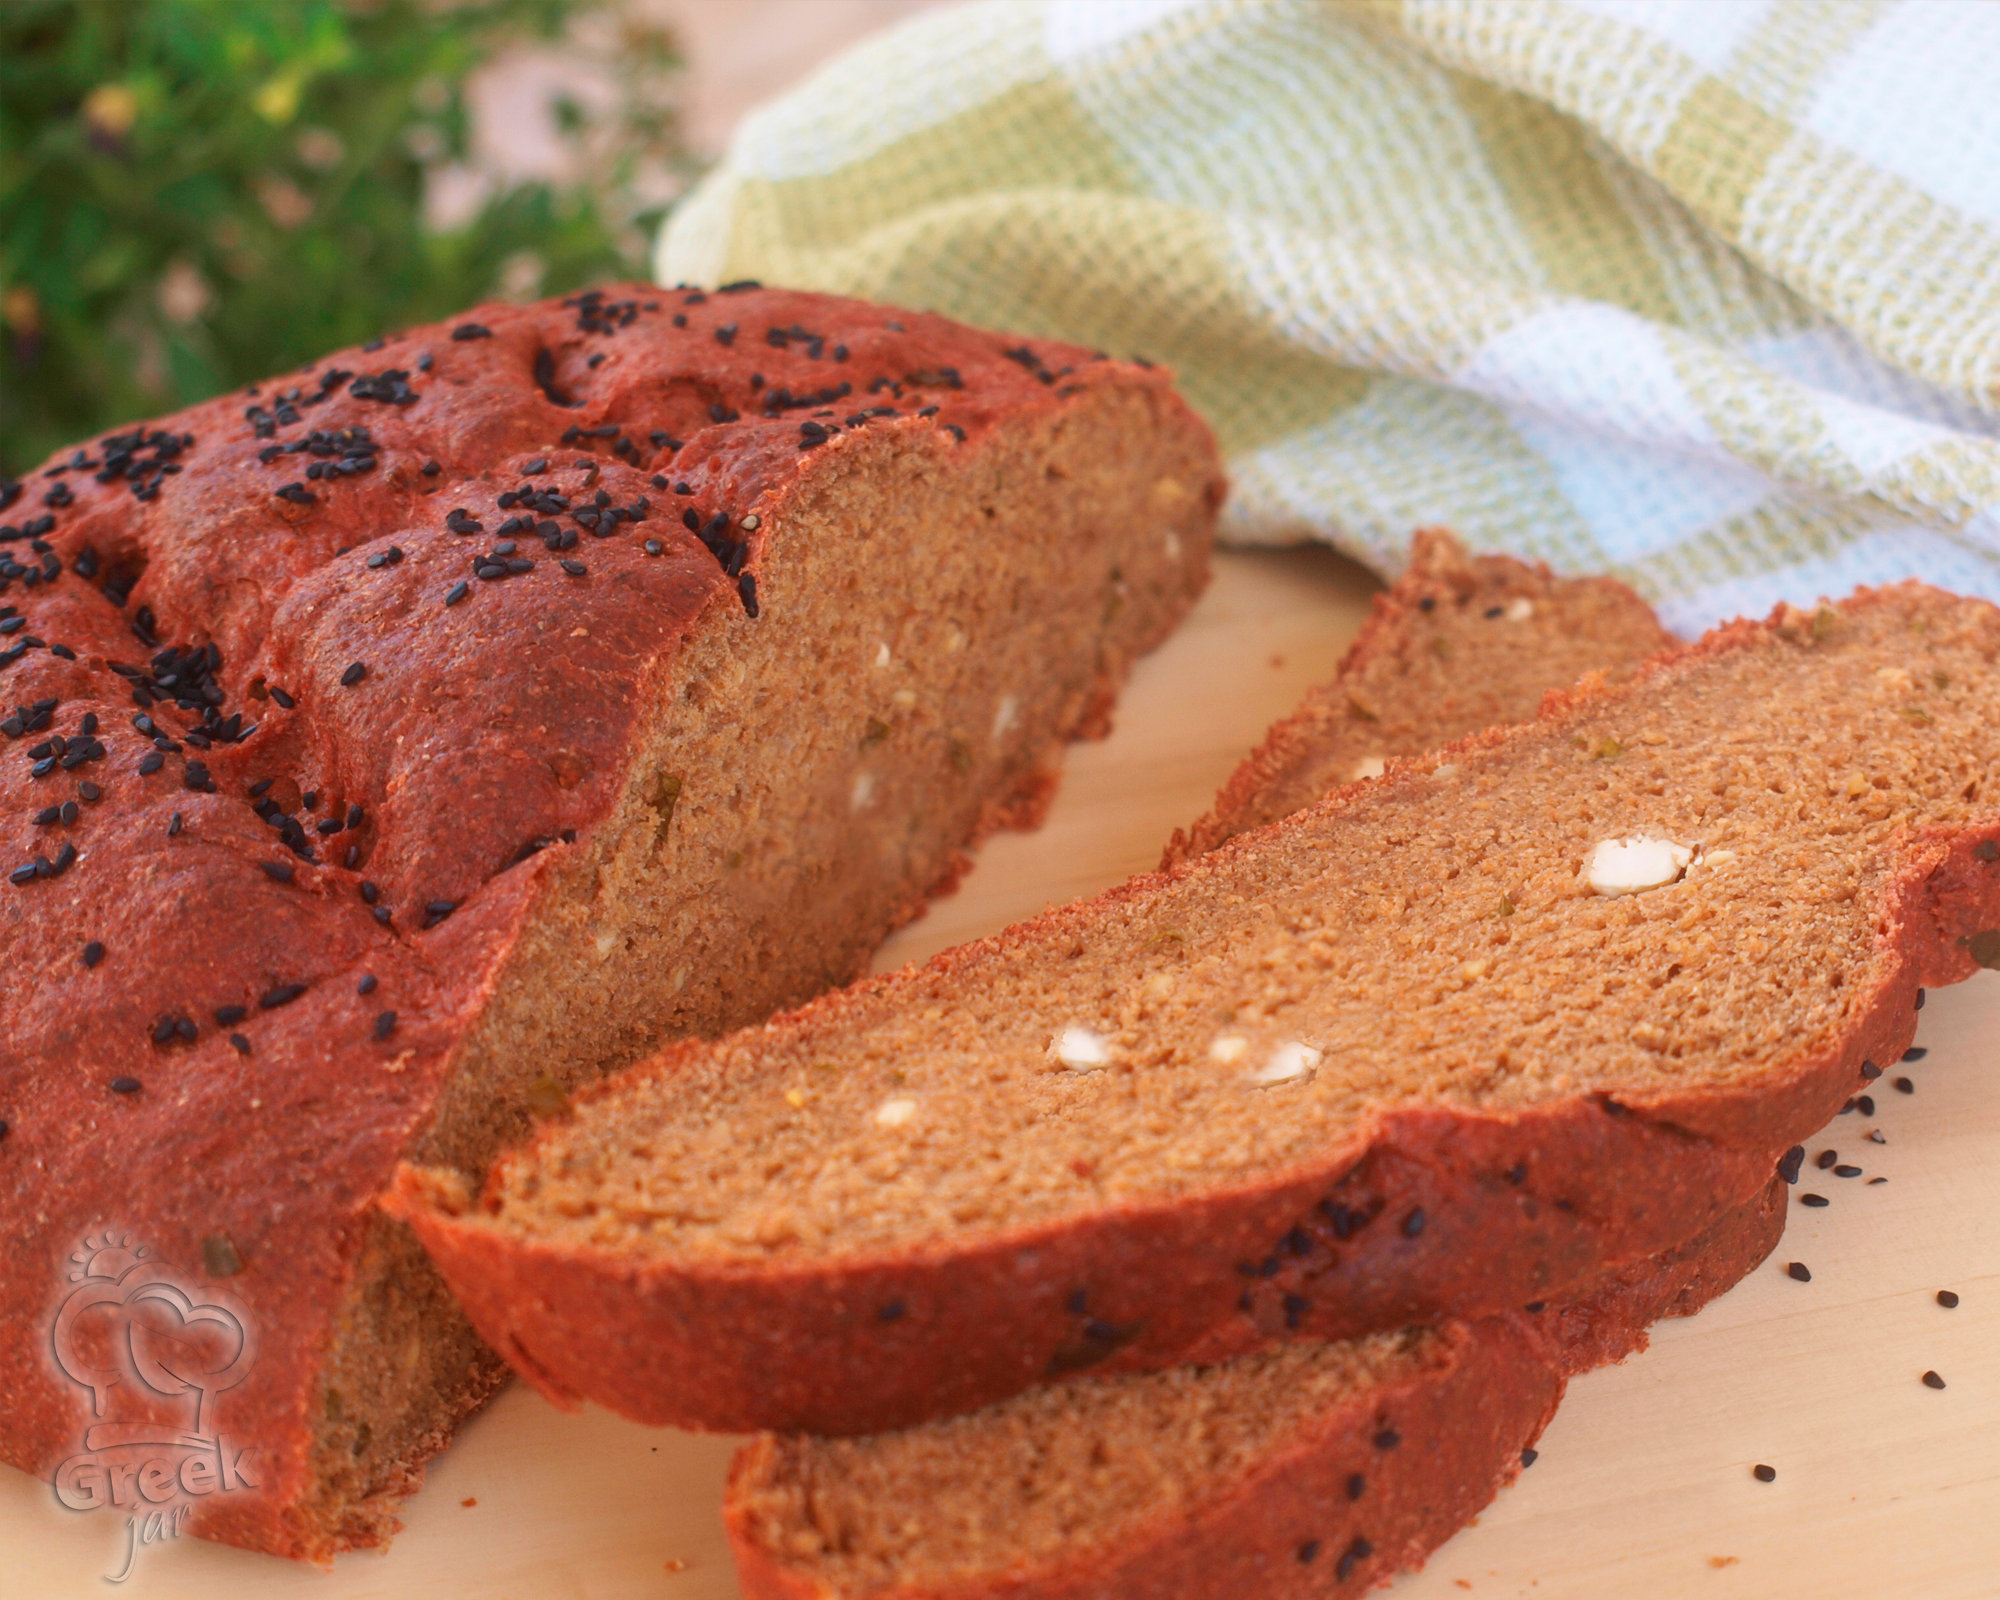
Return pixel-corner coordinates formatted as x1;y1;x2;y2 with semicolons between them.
1165;528;1674;863
724;1179;1784;1600
0;285;1221;1559
396;583;2000;1435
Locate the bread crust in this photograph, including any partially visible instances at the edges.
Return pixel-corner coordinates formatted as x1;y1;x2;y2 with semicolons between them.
0;285;1219;1558
394;586;2000;1437
721;1181;1787;1600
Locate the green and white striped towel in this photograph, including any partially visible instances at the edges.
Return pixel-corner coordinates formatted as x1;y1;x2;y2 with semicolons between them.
659;0;2000;633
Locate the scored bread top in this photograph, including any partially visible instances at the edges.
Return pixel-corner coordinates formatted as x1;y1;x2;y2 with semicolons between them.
398;583;2000;1434
0;284;1201;1553
1166;528;1674;862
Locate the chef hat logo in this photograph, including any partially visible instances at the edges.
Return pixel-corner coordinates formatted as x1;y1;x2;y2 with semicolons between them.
52;1232;254;1446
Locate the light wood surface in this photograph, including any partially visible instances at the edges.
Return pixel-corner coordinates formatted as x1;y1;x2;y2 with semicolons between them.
8;547;1998;1599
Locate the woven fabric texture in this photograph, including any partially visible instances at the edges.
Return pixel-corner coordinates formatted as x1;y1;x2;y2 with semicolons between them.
658;0;2000;632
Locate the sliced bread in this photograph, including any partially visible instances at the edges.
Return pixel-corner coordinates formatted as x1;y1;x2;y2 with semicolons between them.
396;583;2000;1435
724;1179;1784;1600
1165;528;1673;863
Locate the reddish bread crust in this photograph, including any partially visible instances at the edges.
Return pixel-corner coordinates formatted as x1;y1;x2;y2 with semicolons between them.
0;285;1219;1558
722;1181;1786;1600
394;587;2000;1438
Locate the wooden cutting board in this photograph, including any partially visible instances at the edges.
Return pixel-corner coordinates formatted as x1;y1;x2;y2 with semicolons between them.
8;547;1997;1599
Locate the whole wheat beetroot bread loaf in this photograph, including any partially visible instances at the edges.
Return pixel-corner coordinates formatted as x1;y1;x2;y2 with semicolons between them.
725;1180;1785;1600
0;284;1221;1560
396;584;2000;1436
1165;528;1674;864
725;545;1775;1600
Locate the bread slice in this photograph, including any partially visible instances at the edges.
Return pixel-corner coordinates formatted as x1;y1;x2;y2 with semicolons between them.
724;1180;1784;1600
396;583;2000;1435
1164;528;1674;863
0;286;1220;1559
720;541;1765;1600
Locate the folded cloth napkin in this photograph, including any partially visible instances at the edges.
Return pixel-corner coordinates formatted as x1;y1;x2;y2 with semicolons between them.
659;0;2000;633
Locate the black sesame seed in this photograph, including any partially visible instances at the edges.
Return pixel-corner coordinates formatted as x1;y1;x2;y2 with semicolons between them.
1520;1448;1538;1468
373;1010;397;1040
877;1300;905;1322
260;861;295;884
1753;1464;1776;1483
82;940;104;968
422;459;441;477
1297;1541;1321;1565
167;812;183;837
1894;1076;1915;1094
139;751;164;775
229;1033;250;1055
1856;1094;1876;1116
1816;1149;1838;1169
358;974;378;995
1922;1370;1946;1389
215;1005;247;1026
1800;1193;1829;1207
109;1076;141;1095
1916;987;1927;1008
360;880;380;905
1346;1473;1365;1499
445;581;469;607
1861;1059;1882;1080
260;983;307;1009
1372;1429;1400;1450
451;323;492;341
1834;1164;1863;1178
560;558;586;576
339;661;366;687
1787;1262;1812;1282
1778;1144;1805;1183
1901;1046;1927;1061
1400;1208;1425;1238
1335;1537;1372;1582
1938;1290;1960;1308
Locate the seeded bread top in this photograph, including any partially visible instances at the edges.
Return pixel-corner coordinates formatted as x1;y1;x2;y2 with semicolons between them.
477;585;2000;1262
0;284;1182;1522
1168;529;1674;862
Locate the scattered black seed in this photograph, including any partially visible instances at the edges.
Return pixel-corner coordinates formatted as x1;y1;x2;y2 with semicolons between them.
1893;1076;1915;1095
1856;1094;1876;1116
877;1301;905;1322
1346;1473;1365;1499
1916;987;1927;1009
260;860;296;884
1373;1429;1400;1451
422;899;457;927
1938;1290;1960;1308
445;581;469;606
1335;1537;1372;1583
1297;1541;1321;1565
373;1010;397;1040
1753;1464;1776;1483
1816;1149;1838;1169
358;974;378;996
1901;1046;1927;1061
139;751;164;775
110;1076;141;1095
1861;1059;1882;1080
82;940;104;968
1778;1144;1805;1183
1834;1164;1863;1178
451;323;492;341
1922;1370;1946;1389
422;459;440;477
1400;1208;1425;1238
1976;840;1999;862
269;687;296;709
229;1033;250;1055
260;983;307;1009
1800;1193;1830;1207
1787;1262;1812;1282
340;661;367;687
1520;1448;1537;1468
738;572;759;616
560;558;586;576
360;881;379;905
167;811;183;837
1525;1301;1546;1313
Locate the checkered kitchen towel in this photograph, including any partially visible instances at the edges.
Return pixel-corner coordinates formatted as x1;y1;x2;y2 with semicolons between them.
658;0;2000;633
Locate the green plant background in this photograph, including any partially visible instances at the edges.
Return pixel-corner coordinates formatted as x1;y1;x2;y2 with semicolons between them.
1;0;690;477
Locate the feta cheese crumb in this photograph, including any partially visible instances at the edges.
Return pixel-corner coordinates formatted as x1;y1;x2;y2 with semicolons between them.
1585;836;1693;896
1249;1040;1322;1086
1055;1026;1109;1070
874;1097;917;1128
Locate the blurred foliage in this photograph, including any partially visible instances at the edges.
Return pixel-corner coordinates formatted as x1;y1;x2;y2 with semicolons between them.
0;0;691;474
